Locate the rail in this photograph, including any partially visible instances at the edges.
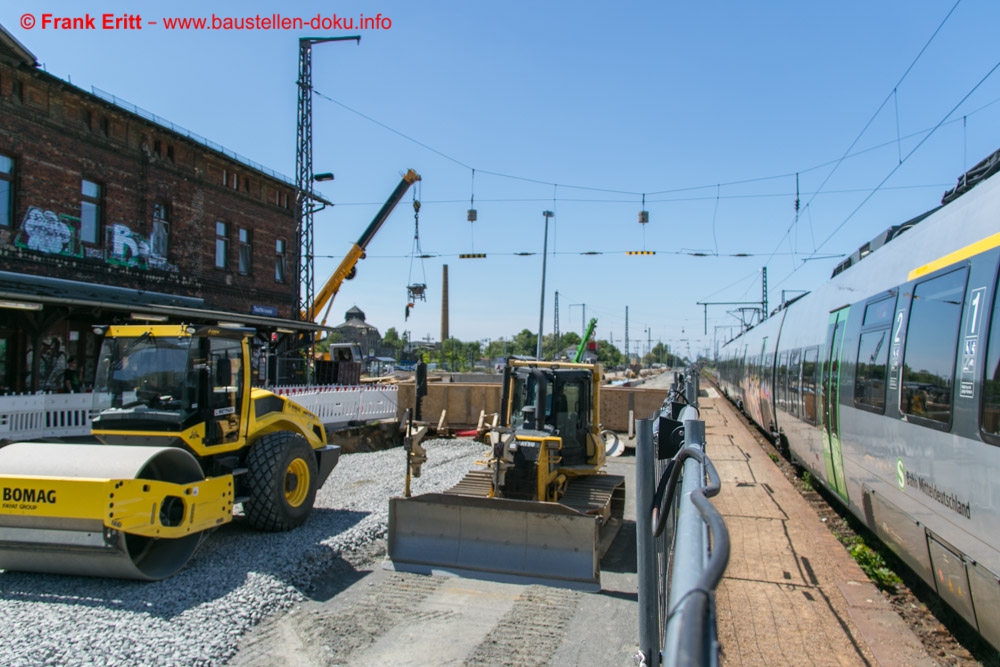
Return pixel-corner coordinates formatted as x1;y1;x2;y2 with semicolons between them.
0;384;398;442
636;367;730;667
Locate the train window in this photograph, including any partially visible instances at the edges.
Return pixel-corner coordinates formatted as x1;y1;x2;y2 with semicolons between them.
855;330;888;412
788;349;800;418
982;279;1000;441
801;347;819;424
901;268;967;427
777;351;788;412
863;296;895;328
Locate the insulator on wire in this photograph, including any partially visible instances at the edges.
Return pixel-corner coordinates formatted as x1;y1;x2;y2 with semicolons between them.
467;209;477;222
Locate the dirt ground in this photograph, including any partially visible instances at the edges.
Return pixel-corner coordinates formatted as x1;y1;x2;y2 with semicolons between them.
226;455;641;667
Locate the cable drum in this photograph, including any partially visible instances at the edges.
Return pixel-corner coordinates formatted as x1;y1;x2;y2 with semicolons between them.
601;430;625;457
0;443;208;580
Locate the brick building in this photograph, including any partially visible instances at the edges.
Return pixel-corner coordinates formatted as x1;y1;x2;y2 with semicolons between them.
0;25;319;392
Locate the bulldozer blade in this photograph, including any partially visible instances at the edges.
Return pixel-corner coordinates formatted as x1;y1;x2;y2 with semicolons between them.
386;493;606;591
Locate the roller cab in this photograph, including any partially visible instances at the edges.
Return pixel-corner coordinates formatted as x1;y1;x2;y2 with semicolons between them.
387;360;625;590
0;324;339;580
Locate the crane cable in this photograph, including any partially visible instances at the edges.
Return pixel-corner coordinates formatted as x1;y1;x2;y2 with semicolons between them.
406;184;427;320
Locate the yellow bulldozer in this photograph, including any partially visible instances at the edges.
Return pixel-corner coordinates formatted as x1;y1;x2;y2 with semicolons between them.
387;359;625;590
0;324;338;580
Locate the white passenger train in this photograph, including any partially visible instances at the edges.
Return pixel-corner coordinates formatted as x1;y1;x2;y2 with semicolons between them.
717;150;1000;650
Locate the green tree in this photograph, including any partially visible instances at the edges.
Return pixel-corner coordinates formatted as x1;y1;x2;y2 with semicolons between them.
595;339;623;366
643;342;673;367
440;337;474;371
382;327;405;359
511;329;537;357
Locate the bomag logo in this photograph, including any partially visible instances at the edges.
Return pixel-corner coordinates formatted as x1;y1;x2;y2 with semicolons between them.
2;487;57;508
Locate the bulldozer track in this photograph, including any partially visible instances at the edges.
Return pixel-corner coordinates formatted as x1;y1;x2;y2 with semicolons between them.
230;572;445;666
466;586;581;667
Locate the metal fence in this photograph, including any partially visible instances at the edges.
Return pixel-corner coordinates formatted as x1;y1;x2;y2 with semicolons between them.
636;369;730;667
0;384;398;443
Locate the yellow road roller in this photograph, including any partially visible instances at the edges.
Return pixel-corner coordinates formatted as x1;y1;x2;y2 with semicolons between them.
0;324;338;580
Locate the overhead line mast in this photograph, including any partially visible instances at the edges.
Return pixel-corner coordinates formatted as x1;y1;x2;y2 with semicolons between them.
295;35;359;382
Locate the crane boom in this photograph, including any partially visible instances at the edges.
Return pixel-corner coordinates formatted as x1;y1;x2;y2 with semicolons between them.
573;318;598;363
309;169;421;324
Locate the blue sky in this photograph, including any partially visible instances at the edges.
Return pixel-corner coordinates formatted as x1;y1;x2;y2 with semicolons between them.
4;1;1000;359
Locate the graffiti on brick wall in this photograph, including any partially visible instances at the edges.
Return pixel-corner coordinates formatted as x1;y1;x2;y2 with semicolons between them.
105;221;177;272
106;223;143;266
15;207;83;257
12;206;177;272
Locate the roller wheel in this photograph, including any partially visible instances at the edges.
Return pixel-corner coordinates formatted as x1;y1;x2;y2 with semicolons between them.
243;431;318;531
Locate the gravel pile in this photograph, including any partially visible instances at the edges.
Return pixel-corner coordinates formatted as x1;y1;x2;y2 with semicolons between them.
0;438;484;667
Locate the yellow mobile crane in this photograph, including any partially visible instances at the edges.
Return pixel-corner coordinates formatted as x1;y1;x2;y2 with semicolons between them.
309;169;420;327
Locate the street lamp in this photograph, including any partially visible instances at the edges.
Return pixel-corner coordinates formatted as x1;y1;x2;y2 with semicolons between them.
570;303;586;338
537;210;554;359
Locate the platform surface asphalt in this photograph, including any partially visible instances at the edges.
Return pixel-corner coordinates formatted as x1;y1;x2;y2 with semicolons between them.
704;390;934;666
228;385;935;666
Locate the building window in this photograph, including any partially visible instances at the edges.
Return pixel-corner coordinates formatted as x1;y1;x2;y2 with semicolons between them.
275;239;287;283
151;201;170;259
901;267;967;427
215;221;228;269
80;179;101;244
238;228;251;275
0;154;13;227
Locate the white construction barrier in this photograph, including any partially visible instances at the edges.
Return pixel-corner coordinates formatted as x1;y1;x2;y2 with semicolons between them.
270;384;398;424
0;384;398;443
0;393;95;442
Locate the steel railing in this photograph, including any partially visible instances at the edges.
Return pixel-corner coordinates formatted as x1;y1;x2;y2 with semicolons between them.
636;367;730;667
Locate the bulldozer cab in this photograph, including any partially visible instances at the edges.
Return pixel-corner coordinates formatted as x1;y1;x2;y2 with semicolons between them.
505;365;592;467
91;324;251;446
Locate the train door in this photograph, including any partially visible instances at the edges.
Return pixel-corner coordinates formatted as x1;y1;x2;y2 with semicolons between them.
821;307;850;500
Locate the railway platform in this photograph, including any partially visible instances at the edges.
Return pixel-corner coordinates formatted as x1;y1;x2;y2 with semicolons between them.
702;388;934;666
